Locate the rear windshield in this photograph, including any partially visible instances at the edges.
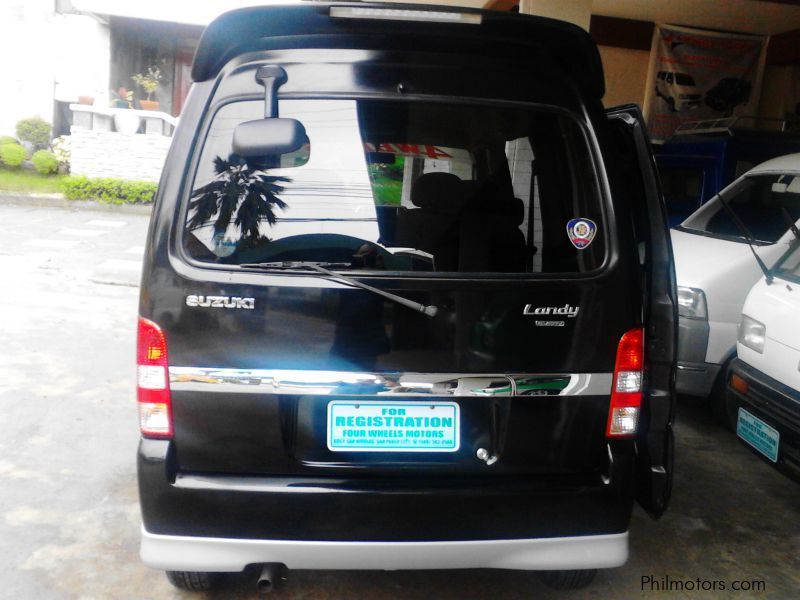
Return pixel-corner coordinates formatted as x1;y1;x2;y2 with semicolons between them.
182;98;606;274
680;173;800;243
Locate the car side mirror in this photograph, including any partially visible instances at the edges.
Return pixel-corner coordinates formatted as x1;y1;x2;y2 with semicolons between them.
232;118;308;158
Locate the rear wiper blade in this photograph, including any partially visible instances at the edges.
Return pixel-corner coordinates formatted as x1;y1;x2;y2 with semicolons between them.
242;261;353;270
241;261;439;317
715;192;774;285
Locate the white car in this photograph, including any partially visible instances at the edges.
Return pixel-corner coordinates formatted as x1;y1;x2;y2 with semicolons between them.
725;243;800;475
671;153;800;422
655;70;701;112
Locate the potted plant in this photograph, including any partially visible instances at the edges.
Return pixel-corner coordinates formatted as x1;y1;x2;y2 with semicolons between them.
110;87;133;109
132;65;162;111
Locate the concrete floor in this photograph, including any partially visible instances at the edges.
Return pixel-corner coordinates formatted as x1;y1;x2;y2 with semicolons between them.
1;201;799;599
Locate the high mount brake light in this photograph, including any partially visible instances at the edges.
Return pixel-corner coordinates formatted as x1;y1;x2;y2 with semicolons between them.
606;328;644;438
137;317;172;438
329;6;482;25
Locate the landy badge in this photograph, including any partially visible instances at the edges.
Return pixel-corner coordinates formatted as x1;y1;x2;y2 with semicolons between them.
566;218;597;249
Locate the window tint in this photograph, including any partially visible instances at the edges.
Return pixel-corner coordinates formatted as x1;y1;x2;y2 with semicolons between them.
183;99;605;274
681;174;800;243
675;73;695;86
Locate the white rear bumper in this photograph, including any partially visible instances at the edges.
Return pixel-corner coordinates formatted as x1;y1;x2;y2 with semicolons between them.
140;526;628;572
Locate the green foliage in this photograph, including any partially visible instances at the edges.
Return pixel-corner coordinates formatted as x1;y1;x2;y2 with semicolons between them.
31;150;59;175
15;117;51;149
63;176;157;204
0;136;18;146
0;169;65;193
367;156;405;206
132;65;163;100
0;143;27;169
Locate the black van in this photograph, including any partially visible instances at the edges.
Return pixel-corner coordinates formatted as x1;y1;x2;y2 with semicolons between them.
136;3;677;593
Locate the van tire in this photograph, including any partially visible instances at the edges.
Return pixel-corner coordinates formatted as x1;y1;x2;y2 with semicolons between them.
710;360;737;431
166;570;221;592
537;569;597;590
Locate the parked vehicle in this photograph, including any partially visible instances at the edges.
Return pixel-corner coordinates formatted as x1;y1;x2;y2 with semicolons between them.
726;239;800;478
671;154;800;423
704;77;752;116
656;118;800;226
136;3;677;594
655;70;702;112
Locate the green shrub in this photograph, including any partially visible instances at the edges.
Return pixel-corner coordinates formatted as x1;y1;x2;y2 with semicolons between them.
15;117;51;149
63;175;157;204
0;136;18;146
0;143;27;169
31;150;59;175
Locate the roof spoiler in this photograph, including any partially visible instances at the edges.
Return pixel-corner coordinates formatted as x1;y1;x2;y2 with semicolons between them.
190;2;605;99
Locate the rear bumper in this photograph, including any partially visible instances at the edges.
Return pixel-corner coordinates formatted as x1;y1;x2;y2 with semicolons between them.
138;438;635;551
140;526;628;572
727;359;800;475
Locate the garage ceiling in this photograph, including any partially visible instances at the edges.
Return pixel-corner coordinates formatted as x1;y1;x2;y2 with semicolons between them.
74;0;800;36
569;0;800;35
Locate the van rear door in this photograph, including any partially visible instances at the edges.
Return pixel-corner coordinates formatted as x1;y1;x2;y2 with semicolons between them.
605;105;677;517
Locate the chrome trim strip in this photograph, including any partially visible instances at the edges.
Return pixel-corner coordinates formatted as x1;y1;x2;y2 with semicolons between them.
140;526;629;572
168;367;613;396
175;474;355;494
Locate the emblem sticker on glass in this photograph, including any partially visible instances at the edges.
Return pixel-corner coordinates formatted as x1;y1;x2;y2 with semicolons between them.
566;218;597;249
327;401;460;452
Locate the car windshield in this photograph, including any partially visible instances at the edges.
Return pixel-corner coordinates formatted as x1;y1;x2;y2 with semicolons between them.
680;173;800;243
675;73;696;86
773;241;800;284
183;98;606;274
660;166;703;221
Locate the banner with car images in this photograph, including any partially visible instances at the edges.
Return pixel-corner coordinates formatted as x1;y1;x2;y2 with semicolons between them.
644;24;766;143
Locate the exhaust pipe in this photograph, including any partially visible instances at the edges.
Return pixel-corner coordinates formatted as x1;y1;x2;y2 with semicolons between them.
257;563;286;595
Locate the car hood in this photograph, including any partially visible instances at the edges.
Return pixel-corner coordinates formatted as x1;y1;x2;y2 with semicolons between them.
670;229;758;288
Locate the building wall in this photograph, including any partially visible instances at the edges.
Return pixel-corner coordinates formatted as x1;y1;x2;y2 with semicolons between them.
598;45;651;108
758;65;800;120
70;128;172;182
0;1;109;137
108;18;202;117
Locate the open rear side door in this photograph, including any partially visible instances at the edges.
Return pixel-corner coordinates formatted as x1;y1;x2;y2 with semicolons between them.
605;104;677;518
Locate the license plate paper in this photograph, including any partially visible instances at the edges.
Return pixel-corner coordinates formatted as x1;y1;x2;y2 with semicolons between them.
327;401;459;452
737;407;779;463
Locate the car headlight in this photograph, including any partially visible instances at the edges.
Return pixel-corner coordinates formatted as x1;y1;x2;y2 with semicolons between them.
677;286;708;319
738;315;765;354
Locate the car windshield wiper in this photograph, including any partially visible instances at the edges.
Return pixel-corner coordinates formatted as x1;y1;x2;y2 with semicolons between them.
714;192;774;285
240;261;439;317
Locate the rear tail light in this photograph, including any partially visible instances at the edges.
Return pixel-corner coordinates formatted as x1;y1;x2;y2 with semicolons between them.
137;317;172;438
606;328;644;438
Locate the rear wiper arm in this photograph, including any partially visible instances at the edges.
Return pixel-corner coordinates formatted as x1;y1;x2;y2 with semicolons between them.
241;261;439;317
243;261;352;270
715;192;774;285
